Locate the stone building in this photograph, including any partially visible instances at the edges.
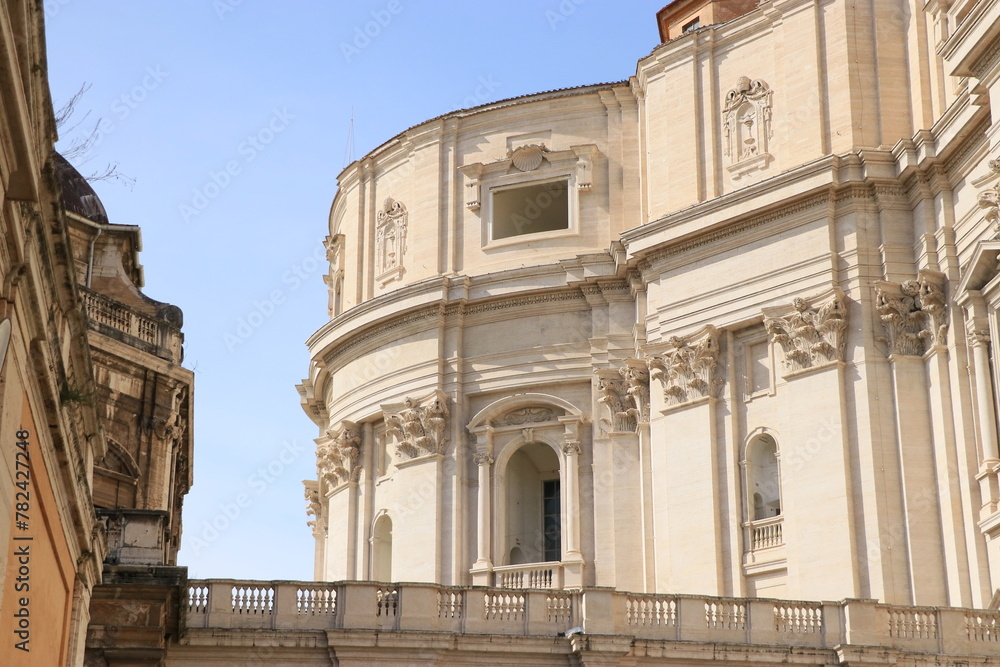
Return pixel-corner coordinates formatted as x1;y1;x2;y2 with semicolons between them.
0;3;192;665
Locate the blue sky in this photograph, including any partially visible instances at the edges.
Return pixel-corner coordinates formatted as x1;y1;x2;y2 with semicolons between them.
45;1;668;581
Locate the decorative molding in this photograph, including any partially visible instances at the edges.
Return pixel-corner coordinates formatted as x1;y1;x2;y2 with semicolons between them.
640;193;830;268
722;76;773;179
620;360;650;424
375;197;407;286
317;421;362;489
383;390;449;460
763;289;847;374
875;271;949;356
647;326;722;407
490;407;556;427
322;291;588;368
562;441;582;456
473;452;494;466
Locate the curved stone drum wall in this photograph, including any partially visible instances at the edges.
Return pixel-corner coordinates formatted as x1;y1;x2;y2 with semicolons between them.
300;0;1000;610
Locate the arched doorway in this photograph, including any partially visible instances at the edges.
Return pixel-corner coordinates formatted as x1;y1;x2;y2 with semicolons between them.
503;442;561;565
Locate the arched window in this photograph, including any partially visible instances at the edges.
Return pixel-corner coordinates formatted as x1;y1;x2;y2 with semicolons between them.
372;514;393;582
503;441;561;564
746;433;780;520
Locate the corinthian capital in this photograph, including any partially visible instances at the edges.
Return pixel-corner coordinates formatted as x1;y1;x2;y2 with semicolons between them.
763;289;847;373
646;325;721;407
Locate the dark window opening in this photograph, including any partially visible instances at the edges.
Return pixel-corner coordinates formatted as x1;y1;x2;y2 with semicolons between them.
542;479;561;562
683;17;701;32
491;180;569;240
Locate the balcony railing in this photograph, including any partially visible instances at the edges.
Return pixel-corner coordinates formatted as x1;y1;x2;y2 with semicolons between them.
183;579;1000;654
492;562;562;589
748;515;783;551
81;288;181;360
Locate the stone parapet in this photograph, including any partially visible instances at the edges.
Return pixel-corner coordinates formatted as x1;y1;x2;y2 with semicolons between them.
182;579;1000;657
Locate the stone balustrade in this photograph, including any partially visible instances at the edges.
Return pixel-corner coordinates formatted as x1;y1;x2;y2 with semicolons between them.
183;579;1000;655
81;287;182;361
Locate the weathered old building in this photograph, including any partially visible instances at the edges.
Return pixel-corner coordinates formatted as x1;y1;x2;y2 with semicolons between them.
0;3;192;665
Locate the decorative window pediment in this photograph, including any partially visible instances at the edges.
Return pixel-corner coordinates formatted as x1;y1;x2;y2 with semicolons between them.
723;76;773;180
375;197;407;286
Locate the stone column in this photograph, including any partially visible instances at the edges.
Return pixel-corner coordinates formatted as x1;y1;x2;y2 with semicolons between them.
471;442;494;585
562;440;583;560
969;330;1000;464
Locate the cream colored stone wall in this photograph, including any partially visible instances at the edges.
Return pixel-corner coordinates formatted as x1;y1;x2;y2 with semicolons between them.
300;0;1000;620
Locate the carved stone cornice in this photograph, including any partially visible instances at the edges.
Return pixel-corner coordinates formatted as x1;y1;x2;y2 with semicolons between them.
647;326;721;407
383;390;449;460
875;271;948;357
763;289;847;373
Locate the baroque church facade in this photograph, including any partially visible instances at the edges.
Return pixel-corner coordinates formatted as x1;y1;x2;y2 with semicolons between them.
6;0;1000;664
300;0;1000;613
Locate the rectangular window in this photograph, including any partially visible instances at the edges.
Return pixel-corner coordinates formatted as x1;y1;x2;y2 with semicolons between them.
542;479;561;562
682;17;701;32
491;180;569;240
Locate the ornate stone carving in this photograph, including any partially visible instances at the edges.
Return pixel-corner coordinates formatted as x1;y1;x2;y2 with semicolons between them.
473;452;494;466
875;271;948;356
620;361;650;424
304;481;321;532
595;360;649;432
722;76;773;179
562;441;582;456
317;421;362;488
323;233;345;317
375;197;407;286
510;144;546;172
977;158;1000;233
763;290;847;373
383;391;449;460
490;407;555;427
595;372;635;432
647;326;721;407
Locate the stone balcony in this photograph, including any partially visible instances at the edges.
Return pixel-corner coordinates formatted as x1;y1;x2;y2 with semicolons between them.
81;287;183;362
182;579;1000;656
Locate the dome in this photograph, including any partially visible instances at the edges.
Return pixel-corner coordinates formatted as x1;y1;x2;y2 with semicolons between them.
53;151;109;224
